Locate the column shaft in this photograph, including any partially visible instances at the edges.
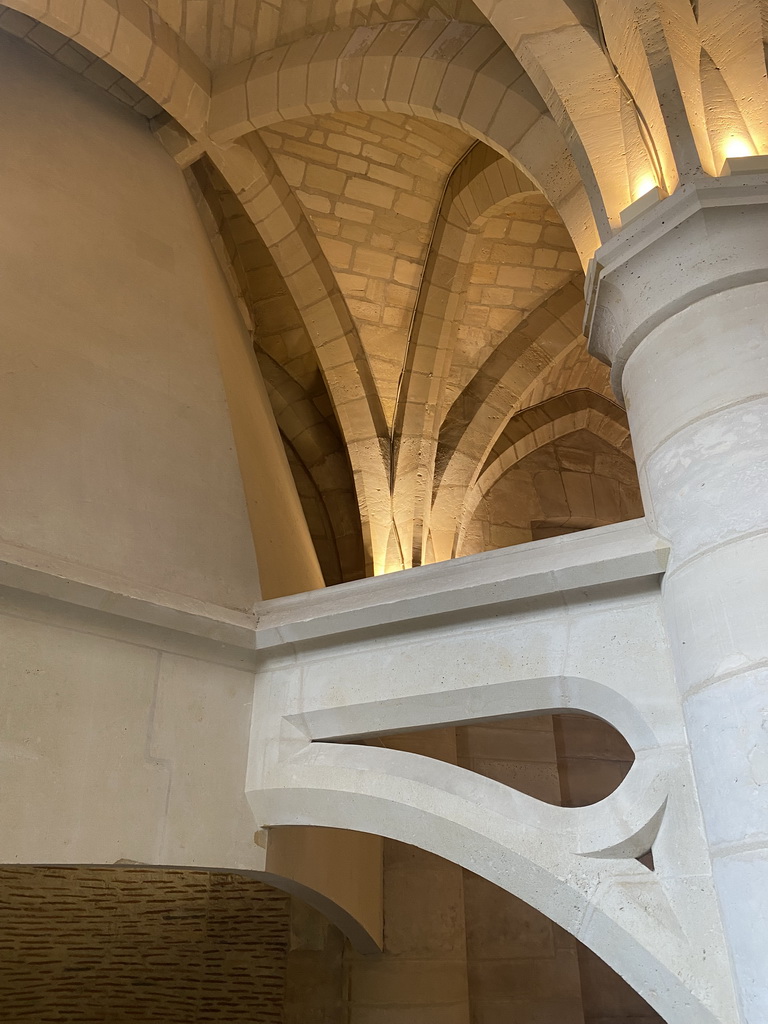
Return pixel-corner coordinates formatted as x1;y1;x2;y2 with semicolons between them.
587;183;768;1023
625;282;768;1023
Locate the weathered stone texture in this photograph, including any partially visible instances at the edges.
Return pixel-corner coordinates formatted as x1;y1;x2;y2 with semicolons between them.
0;867;290;1022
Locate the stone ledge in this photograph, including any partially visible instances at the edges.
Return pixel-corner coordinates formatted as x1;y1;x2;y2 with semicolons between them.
254;518;668;649
0;540;258;651
0;520;668;656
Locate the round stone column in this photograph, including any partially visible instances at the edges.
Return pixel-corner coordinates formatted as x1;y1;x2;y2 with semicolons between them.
586;177;768;1024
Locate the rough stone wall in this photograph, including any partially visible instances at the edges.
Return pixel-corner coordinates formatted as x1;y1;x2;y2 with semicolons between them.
0;867;290;1023
523;339;616;407
524;430;642;532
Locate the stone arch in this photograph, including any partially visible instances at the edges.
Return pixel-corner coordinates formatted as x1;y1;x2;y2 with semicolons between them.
456;391;632;555
429;281;585;561
190;157;367;583
391;143;539;567
208;21;599;260
250;671;724;1024
469;0;672;226
258;352;366;584
698;0;768;163
206;133;393;574
1;0;209;133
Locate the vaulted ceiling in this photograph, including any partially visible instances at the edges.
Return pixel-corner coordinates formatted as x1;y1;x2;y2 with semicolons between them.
147;0;488;69
3;0;764;581
187;121;628;577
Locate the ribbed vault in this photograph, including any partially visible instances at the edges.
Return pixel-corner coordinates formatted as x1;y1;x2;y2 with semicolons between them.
4;1;761;1020
0;0;648;583
188;117;632;575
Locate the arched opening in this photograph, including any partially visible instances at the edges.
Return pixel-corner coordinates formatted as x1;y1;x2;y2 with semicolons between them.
0;855;666;1021
453;713;662;1020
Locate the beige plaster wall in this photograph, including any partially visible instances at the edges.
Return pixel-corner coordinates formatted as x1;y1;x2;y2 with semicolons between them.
0;28;328;876
0;592;262;870
0;32;267;611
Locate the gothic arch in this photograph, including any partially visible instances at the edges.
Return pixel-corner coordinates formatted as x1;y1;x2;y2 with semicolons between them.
456;391;631;555
209;21;599;259
205;133;392;574
259;353;365;584
429;281;585;561
391;144;539;566
2;0;209;132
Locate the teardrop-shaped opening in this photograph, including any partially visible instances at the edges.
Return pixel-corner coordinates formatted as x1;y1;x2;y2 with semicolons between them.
360;710;634;807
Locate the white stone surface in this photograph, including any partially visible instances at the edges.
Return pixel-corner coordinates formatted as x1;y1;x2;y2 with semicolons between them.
589;186;768;1024
0;593;258;870
247;520;737;1024
253;517;668;648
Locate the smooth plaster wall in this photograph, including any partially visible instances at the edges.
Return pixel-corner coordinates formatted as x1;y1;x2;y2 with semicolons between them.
0;35;269;873
0;32;262;611
0;591;261;870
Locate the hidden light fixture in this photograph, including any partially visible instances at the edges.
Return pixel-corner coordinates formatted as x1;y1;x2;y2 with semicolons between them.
619;185;667;227
721;153;768;176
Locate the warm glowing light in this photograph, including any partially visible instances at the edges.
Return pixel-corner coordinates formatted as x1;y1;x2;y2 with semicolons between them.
373;549;407;575
723;137;756;161
632;175;658;202
378;561;404;575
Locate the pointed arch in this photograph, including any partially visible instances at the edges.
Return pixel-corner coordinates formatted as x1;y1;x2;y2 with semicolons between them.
429;281;584;560
250;733;722;1024
391;144;539;567
456;390;631;553
209;21;598;259
207;134;393;574
1;0;209;133
258;352;366;584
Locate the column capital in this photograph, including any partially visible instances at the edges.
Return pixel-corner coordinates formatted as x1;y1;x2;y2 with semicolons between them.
584;175;768;401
